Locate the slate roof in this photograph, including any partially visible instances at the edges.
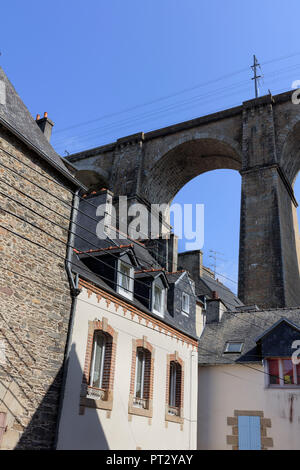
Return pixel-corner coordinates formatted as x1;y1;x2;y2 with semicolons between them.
0;67;85;189
194;271;243;311
198;307;300;365
71;251;197;341
166;271;186;284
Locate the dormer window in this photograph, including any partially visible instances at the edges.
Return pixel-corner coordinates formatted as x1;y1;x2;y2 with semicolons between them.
152;282;165;317
117;260;134;300
182;292;190;314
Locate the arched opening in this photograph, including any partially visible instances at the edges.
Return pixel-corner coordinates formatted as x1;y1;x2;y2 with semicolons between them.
144;137;242;205
281;121;300;274
171;169;241;294
143;137;242;293
292;174;300;271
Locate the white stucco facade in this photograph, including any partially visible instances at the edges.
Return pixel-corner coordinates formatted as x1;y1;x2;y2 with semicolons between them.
197;363;300;450
57;282;198;450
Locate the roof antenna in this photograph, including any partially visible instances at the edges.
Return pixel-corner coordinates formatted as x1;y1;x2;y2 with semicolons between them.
209;249;225;279
251;55;262;98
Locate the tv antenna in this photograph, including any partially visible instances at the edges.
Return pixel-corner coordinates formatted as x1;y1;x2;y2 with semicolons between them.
209;249;226;279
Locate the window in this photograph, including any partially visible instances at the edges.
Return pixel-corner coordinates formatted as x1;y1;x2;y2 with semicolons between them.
152;282;165;316
117;260;133;299
266;358;300;387
224;342;244;353
133;347;151;408
81;319;117;412
129;339;154;418
169;362;182;410
89;331;112;392
166;355;184;424
182;293;190;314
238;415;261;450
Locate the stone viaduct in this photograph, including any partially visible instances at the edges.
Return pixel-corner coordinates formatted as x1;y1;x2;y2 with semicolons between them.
67;91;300;309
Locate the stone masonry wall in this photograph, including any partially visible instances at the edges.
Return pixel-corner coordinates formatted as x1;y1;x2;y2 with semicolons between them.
0;125;73;449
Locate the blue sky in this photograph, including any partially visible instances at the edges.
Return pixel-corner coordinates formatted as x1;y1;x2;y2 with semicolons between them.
1;0;300;292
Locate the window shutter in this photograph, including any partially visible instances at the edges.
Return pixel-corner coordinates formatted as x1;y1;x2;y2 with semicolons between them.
0;412;7;446
238;415;261;450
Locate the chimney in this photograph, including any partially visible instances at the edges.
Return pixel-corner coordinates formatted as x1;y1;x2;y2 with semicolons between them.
36;112;54;142
206;298;226;324
177;250;203;279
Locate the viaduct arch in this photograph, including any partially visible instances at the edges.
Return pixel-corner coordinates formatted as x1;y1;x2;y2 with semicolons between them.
67;91;300;309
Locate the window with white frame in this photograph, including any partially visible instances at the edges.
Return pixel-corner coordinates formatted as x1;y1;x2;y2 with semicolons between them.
182;292;190;314
152;282;165;316
266;358;300;386
117;260;134;299
90;331;107;389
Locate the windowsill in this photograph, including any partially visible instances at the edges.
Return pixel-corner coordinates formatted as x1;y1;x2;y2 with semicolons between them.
165;405;183;424
117;288;133;301
80;385;113;412
152;309;164;318
128;394;153;418
181;311;189;317
265;385;300;389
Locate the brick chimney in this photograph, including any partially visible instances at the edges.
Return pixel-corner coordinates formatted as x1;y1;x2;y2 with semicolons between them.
36;112;54;142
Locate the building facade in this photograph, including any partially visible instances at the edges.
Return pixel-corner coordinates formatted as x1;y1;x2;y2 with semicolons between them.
0;67;85;449
56;188;199;449
198;306;300;450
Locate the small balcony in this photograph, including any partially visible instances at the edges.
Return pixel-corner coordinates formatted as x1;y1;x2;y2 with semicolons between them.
132;396;148;409
86;386;107;401
167;405;180;417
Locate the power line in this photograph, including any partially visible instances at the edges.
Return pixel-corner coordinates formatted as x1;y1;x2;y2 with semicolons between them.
52;61;300;152
0;146;241;292
0;199;290;340
52;50;300;139
0;194;286;334
52;80;249;147
52;67;250;136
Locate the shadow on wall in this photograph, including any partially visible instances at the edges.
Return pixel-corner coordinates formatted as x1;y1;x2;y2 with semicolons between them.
15;343;109;450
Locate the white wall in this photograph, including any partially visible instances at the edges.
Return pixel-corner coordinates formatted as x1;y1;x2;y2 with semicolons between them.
57;287;198;450
198;364;300;450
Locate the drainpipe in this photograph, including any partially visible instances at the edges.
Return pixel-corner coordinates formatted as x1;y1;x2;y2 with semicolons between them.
54;188;81;449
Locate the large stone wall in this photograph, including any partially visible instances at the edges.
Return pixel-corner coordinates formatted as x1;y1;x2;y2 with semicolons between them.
0;125;74;449
67;91;300;309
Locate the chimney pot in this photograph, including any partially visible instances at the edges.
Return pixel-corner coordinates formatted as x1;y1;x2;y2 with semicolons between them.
35;112;54;142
